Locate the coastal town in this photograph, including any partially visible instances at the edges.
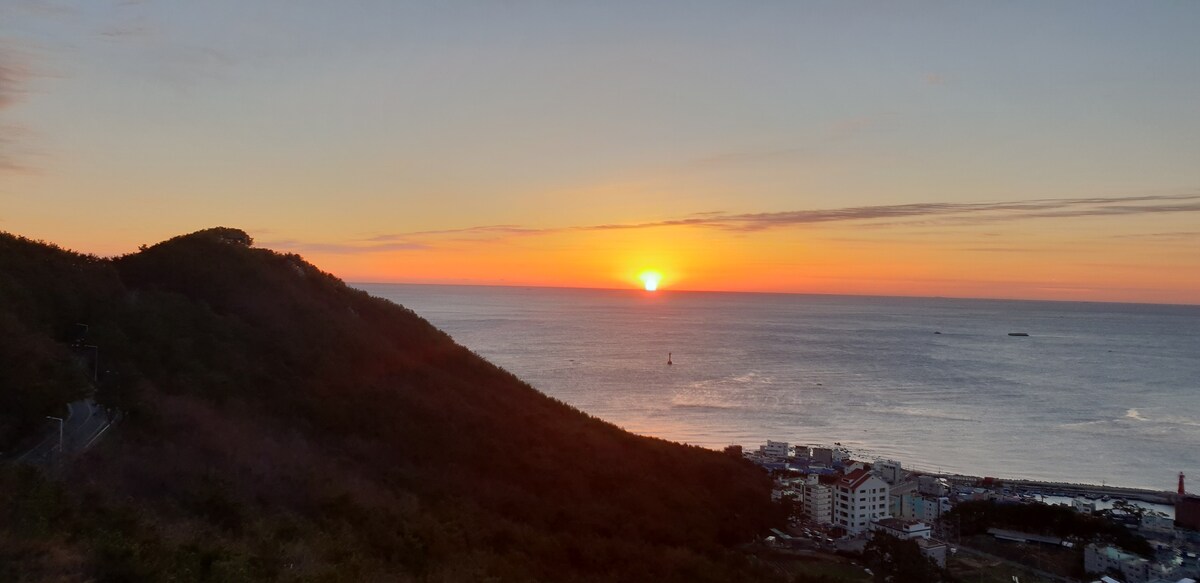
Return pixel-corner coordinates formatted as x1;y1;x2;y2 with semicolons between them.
735;440;1200;583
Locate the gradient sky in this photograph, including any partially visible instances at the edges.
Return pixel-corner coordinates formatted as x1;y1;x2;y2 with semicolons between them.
2;1;1198;303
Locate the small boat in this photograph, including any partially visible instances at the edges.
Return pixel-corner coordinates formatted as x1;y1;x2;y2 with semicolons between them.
1008;332;1030;337
667;352;673;366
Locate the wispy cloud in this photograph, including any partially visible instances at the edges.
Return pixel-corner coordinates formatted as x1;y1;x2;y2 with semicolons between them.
285;193;1200;256
262;239;429;255
366;225;542;242
0;40;36;111
559;193;1200;234
959;247;1039;253
99;23;155;40
0;45;34;172
1109;231;1200;242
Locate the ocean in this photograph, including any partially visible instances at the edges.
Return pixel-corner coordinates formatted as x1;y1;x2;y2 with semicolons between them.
357;284;1200;492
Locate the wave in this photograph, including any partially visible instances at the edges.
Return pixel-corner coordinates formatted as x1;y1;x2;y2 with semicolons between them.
1060;409;1200;442
668;401;743;411
882;406;981;423
1124;408;1147;421
686;371;775;389
671;371;783;410
1118;408;1200;428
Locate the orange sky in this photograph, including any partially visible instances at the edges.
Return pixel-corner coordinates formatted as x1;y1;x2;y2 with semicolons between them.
3;3;1200;304
289;207;1200;304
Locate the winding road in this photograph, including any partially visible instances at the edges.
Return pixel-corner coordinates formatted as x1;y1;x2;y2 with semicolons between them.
11;398;115;466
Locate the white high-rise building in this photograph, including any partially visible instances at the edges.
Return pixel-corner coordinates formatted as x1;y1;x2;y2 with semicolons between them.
835;468;891;533
803;475;833;525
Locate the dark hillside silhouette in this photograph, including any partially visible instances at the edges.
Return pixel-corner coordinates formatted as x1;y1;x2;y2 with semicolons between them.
0;228;781;582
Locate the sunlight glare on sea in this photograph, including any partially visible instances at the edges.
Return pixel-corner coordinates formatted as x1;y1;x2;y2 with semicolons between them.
360;284;1200;491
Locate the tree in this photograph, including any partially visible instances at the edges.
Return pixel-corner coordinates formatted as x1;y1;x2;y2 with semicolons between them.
862;533;953;583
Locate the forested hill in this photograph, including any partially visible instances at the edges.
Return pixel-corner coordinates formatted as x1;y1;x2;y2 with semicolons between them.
0;228;782;582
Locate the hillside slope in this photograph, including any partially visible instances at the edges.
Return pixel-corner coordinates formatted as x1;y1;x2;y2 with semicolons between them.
0;228;781;582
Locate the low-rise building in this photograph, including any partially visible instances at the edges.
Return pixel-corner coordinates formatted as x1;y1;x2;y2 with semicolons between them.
1086;544;1153;583
989;528;1064;547
832;445;851;463
1075;498;1099;513
1142;513;1176;534
916;495;952;523
1178;496;1200;531
835;468;890;533
916;538;949;568
875;460;903;484
811;447;833;466
894;492;952;524
871;518;931;540
917;475;950;497
762;440;790;459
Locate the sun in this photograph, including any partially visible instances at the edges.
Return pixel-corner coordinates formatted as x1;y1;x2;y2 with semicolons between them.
638;270;662;291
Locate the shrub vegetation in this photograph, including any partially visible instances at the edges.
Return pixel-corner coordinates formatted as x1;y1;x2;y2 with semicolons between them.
0;228;783;582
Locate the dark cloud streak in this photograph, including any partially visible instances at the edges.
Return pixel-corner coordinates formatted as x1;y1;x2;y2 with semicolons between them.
565;193;1200;233
360;193;1200;248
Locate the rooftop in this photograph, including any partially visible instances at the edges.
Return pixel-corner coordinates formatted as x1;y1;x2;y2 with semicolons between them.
875;518;928;530
839;468;880;490
988;528;1063;546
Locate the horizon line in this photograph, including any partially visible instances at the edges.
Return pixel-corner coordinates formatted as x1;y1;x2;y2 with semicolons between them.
349;280;1200;309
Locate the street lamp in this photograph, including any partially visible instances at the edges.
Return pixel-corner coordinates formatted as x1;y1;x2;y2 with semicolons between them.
81;345;98;382
46;416;64;453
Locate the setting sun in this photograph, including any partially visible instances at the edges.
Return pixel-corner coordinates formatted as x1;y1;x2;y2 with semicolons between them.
639;270;662;291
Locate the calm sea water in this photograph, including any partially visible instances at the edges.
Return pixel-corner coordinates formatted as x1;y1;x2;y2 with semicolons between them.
358;284;1200;491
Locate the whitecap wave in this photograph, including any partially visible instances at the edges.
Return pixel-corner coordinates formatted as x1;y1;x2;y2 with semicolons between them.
881;406;980;423
672;371;782;410
1060;408;1200;443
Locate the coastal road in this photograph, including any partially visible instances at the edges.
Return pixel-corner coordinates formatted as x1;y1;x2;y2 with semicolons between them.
12;398;115;467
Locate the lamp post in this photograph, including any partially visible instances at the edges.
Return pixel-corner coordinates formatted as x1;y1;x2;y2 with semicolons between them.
82;345;98;382
46;416;64;453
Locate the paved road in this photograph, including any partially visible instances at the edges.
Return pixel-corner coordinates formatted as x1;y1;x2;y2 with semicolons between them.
12;398;115;467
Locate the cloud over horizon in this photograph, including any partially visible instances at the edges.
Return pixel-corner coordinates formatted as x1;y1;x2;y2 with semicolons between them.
273;192;1200;255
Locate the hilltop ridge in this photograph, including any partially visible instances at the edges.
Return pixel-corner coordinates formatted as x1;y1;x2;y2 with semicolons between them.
0;228;781;582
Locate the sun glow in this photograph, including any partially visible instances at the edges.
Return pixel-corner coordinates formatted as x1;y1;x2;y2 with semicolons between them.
639;270;662;291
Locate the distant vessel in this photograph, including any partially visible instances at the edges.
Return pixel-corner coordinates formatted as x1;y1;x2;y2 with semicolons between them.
667;352;673;366
1008;332;1030;337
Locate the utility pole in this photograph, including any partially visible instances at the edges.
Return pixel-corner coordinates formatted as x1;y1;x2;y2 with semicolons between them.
82;345;98;382
46;416;64;453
